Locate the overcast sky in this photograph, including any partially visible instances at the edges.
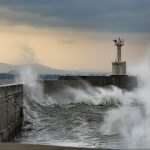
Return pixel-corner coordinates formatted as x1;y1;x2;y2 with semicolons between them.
0;0;149;71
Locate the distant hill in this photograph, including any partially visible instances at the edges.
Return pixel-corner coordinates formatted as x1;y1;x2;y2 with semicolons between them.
0;63;109;75
0;63;68;74
0;63;18;73
8;64;80;75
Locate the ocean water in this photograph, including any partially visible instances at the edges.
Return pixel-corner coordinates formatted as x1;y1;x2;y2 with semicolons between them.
14;59;150;149
15;92;124;149
15;98;124;149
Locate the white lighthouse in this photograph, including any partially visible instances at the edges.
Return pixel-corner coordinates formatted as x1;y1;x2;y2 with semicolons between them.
112;38;126;75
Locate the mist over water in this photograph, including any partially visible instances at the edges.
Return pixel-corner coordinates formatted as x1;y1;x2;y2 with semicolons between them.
102;57;150;149
14;50;150;149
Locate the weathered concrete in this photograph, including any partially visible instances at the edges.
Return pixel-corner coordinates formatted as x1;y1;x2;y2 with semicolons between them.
0;84;23;142
112;38;126;75
43;75;137;94
112;61;126;75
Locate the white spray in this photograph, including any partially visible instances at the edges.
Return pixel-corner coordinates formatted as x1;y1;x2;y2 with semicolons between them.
101;52;150;149
18;65;55;106
16;45;55;107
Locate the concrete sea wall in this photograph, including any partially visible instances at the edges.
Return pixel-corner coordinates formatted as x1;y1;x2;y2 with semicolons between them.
0;84;23;142
43;75;137;94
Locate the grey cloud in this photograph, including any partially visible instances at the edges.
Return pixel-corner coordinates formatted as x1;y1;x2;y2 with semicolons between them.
0;7;66;27
0;0;150;33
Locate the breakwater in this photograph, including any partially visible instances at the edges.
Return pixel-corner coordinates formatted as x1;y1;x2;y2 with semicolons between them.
0;75;137;145
43;75;137;94
0;84;23;142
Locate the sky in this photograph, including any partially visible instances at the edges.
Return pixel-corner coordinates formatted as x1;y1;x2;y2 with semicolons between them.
0;0;149;72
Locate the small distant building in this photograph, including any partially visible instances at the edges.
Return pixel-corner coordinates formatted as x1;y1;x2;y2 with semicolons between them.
112;38;126;75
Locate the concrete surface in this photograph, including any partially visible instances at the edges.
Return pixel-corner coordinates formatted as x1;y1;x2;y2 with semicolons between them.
0;144;109;150
43;75;137;94
112;62;126;75
0;84;23;142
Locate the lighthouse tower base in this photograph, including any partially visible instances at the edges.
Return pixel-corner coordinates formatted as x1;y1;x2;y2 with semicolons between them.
112;61;126;75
